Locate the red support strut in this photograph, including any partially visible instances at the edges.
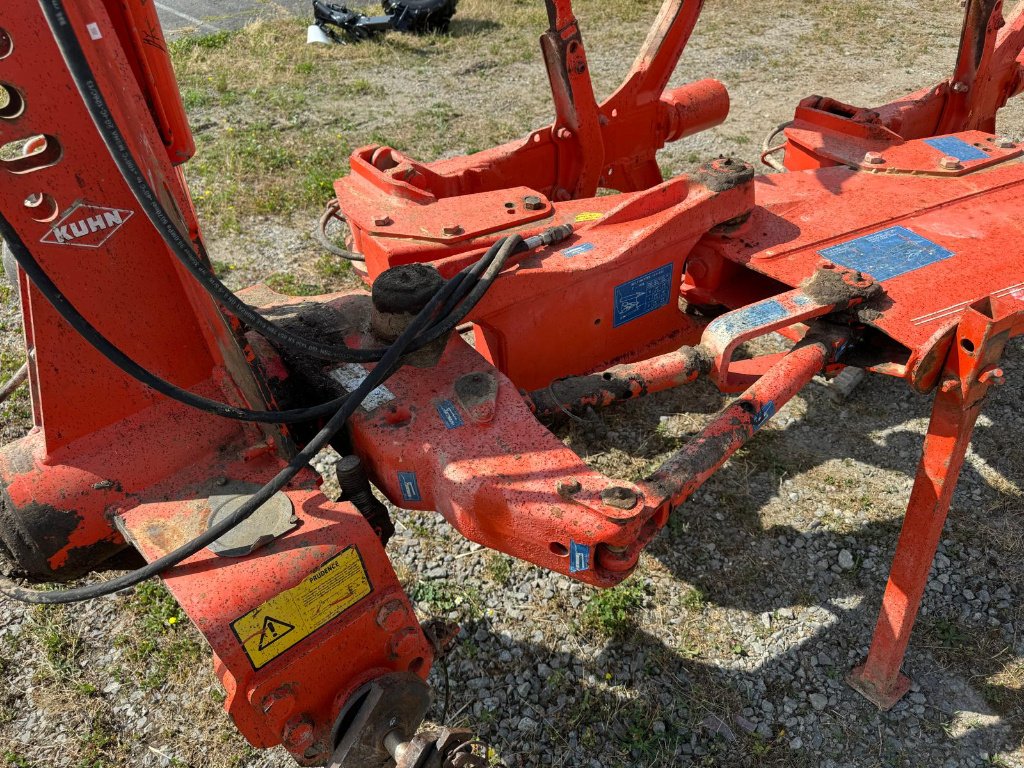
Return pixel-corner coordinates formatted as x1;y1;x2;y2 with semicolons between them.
849;296;1021;709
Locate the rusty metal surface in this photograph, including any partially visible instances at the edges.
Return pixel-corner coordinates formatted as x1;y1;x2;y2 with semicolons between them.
525;345;711;417
327;672;431;768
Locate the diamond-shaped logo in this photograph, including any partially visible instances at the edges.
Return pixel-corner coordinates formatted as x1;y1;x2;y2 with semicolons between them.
40;202;134;249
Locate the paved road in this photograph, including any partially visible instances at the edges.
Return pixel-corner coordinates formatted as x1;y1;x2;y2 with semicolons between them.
155;0;311;38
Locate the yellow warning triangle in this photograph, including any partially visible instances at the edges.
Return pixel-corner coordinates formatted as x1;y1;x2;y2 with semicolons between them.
257;616;296;651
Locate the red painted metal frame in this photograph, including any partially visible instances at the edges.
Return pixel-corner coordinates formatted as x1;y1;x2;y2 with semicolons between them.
3;0;1024;762
782;0;1024;172
0;3;425;764
849;294;1021;708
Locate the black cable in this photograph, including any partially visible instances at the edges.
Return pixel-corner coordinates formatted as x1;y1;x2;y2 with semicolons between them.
0;246;464;605
0;210;505;423
316;201;365;262
40;0;418;363
42;0;573;366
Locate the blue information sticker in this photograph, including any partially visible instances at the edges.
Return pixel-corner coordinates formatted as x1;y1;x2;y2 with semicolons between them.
398;471;422;502
818;225;954;282
707;299;788;339
613;263;674;327
562;242;595;258
923;136;989;162
752;400;776;431
569;540;590;573
436;400;464;429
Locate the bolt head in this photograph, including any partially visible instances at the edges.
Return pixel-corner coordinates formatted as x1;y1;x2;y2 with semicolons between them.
523;195;544;211
994;136;1016;149
863;151;885;165
601;486;639;510
442;224;463;236
374;214;392;227
282;717;315;750
939;156;961;170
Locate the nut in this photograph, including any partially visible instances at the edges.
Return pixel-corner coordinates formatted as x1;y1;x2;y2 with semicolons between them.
523;195;544;211
863;151;885;165
939;156;961;170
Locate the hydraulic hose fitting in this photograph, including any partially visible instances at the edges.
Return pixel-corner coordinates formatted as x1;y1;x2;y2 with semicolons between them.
336;455;395;544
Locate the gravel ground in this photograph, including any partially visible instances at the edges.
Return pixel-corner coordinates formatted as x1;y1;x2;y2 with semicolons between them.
2;1;1024;767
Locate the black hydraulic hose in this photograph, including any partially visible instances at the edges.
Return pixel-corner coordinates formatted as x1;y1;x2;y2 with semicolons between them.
0;209;496;423
316;201;365;262
0;249;457;605
40;0;421;363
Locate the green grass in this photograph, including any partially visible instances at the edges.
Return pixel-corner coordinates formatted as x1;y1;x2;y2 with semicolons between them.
112;583;204;691
27;605;84;685
579;578;647;638
3;753;35;768
484;553;513;586
264;273;321;296
410;579;482;618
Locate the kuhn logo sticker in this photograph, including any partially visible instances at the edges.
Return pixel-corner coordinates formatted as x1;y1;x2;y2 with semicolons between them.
41;203;134;248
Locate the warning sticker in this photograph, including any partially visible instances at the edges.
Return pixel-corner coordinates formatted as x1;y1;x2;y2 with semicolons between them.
574;212;603;222
231;547;373;669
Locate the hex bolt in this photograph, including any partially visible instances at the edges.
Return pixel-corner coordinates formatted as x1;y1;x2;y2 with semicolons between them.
601;486;639;510
374;214;392;227
994;136;1016;149
939;156;961;170
557;479;582;498
863;151;885;165
523;195;544;211
442;224;463;236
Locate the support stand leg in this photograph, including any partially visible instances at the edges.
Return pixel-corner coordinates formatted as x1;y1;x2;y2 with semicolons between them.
848;300;1017;709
